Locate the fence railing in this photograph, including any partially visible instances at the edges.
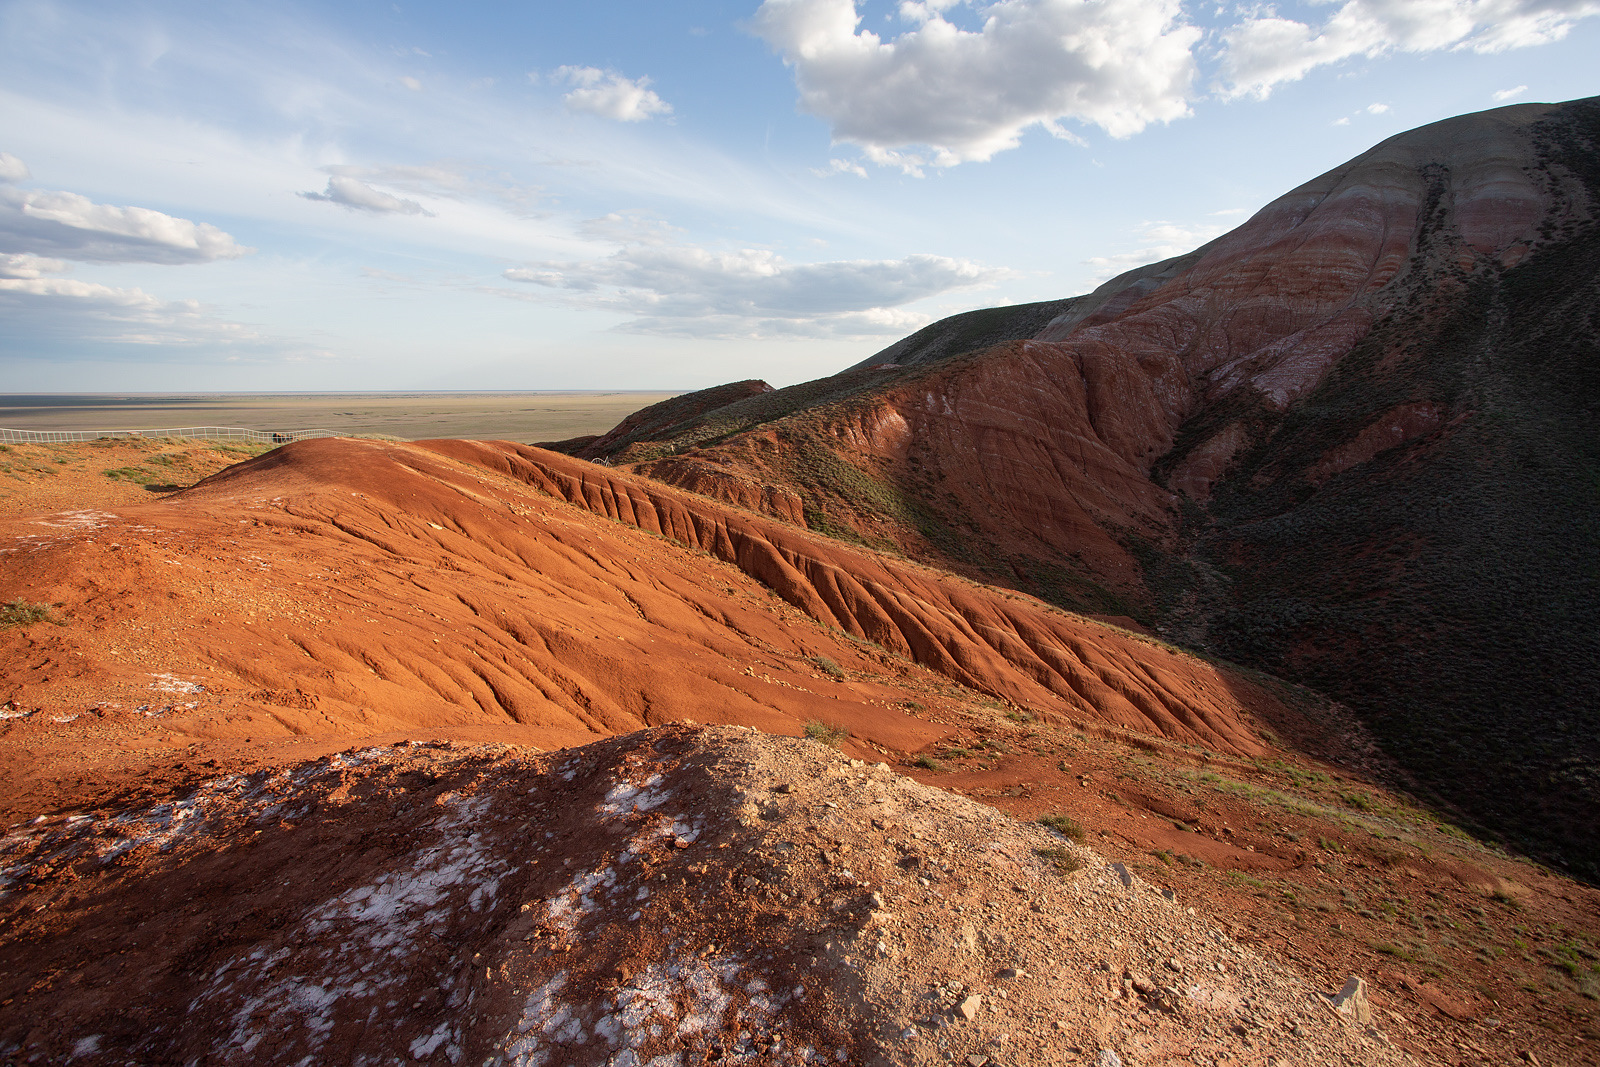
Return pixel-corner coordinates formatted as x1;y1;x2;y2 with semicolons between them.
0;426;337;445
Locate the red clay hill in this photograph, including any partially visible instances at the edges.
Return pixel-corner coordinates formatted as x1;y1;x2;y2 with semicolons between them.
5;437;1599;1064
1;435;1306;823
560;97;1600;877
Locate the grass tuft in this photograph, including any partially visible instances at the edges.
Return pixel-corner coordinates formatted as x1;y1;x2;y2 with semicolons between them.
1037;813;1087;842
808;655;846;679
0;599;60;629
1035;846;1085;874
803;720;850;747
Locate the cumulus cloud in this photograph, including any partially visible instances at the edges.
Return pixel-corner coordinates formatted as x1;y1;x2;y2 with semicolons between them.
1084;218;1227;281
1218;0;1600;100
751;0;1199;170
502;235;1003;338
1495;84;1530;100
0;176;251;265
300;175;433;216
557;66;673;122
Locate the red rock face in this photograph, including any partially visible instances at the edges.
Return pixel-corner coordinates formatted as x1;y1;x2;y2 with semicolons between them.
574;98;1600;872
589;101;1580;609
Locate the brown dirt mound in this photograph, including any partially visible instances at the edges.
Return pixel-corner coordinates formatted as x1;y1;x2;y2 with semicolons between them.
0;725;1415;1066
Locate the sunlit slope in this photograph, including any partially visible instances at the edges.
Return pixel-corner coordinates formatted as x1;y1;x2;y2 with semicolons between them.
1;437;1299;767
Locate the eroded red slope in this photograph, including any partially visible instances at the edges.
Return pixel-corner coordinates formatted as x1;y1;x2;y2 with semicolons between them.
602;101;1578;602
0;437;1305;820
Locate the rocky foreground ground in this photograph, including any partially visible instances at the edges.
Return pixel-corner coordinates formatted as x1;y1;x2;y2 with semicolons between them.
2;725;1417;1066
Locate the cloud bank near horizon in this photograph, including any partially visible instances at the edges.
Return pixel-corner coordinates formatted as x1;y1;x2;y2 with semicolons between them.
503;229;1004;339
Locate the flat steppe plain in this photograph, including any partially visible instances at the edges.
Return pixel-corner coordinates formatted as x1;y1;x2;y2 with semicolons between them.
0;391;682;443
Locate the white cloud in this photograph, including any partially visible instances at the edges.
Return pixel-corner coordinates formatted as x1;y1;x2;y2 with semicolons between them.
503;238;1004;338
299;175;433;216
0;173;251;265
752;0;1200;169
0;153;30;183
399;76;422;91
1494;84;1530;99
1084;218;1226;281
0;273;267;350
1367;102;1390;113
1218;0;1600;100
578;211;682;245
1333;116;1352;125
0;252;68;279
557;66;673;122
812;157;870;178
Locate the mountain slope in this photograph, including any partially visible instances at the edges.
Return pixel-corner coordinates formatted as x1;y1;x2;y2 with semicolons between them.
575;97;1600;874
4;443;1599;1063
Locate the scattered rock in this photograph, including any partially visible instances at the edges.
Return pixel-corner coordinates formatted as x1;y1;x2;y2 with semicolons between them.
1330;976;1373;1025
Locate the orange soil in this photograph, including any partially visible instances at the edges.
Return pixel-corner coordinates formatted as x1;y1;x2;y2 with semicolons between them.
3;438;1597;1061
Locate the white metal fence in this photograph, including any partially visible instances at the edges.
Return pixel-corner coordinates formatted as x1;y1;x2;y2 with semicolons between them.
0;426;337;445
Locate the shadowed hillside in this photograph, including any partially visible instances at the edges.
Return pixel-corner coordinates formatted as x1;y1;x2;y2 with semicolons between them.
574;97;1600;876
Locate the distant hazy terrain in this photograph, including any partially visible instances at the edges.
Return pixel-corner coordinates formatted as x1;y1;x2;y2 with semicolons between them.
0;392;682;442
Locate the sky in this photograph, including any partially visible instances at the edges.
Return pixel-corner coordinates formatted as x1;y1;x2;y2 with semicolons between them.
1;0;1598;393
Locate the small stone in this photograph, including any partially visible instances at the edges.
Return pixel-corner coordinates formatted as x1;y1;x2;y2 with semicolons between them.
954;994;982;1021
1164;958;1183;973
773;783;793;794
1161;887;1178;903
966;1056;989;1066
1330;976;1372;1025
1110;863;1134;888
998;967;1026;980
1098;1050;1123;1067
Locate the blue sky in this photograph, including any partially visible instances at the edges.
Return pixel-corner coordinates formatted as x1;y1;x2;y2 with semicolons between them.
2;0;1597;392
